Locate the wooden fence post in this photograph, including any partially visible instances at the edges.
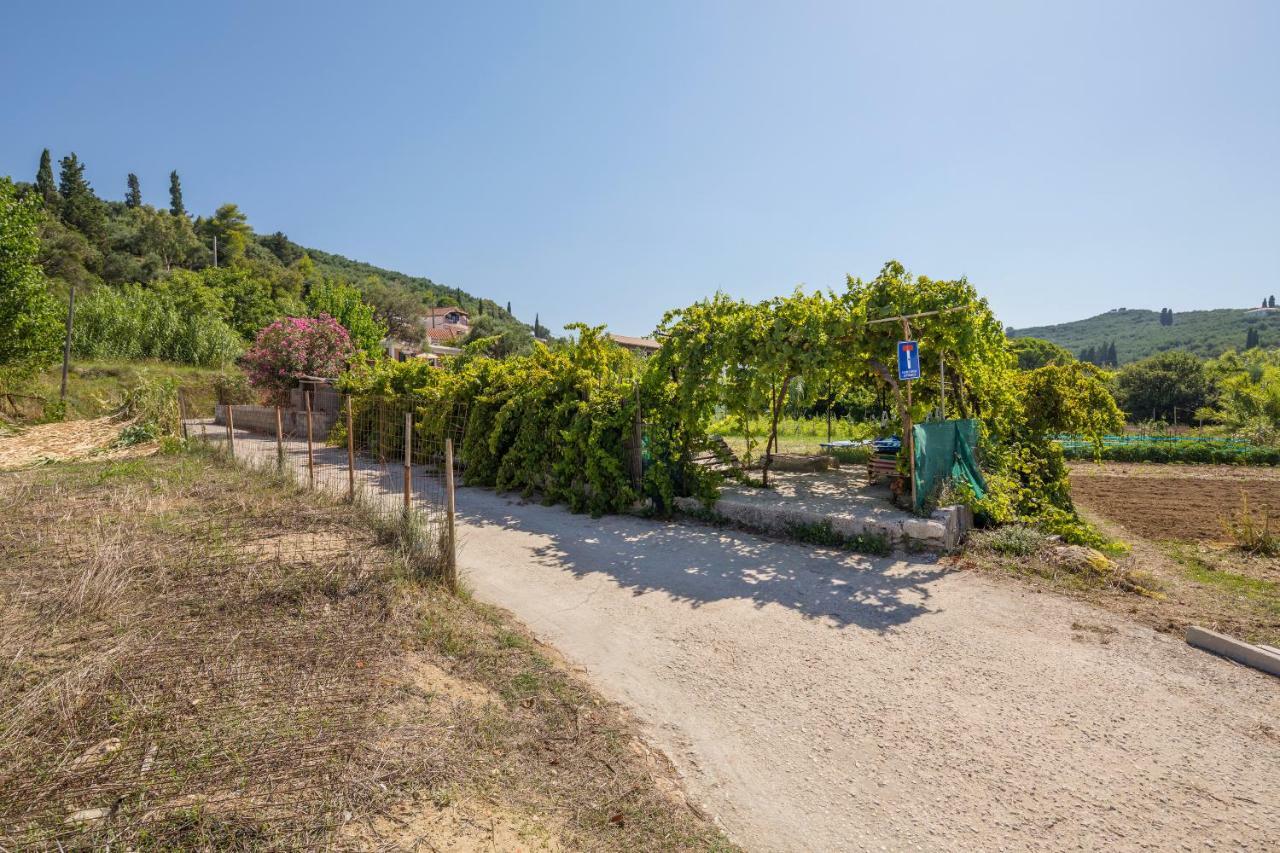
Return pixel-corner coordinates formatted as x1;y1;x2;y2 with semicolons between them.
346;395;356;502
403;411;413;511
275;405;284;472
444;437;457;591
305;391;315;489
226;404;236;458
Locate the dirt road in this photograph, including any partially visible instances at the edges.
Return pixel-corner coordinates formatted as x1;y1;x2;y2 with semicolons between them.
456;489;1280;852
204;425;1280;850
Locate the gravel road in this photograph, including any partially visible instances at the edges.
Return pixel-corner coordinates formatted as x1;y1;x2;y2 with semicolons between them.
456;488;1280;852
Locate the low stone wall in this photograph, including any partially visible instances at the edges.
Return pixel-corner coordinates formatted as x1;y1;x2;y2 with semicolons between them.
214;404;336;441
674;493;971;553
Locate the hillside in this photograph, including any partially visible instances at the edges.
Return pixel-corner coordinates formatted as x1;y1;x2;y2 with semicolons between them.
1008;306;1280;364
6;148;519;340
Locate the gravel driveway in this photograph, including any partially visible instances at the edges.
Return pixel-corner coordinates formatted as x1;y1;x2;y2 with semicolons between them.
456;488;1280;852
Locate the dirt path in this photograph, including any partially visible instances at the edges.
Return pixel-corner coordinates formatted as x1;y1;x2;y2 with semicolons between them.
209;425;1280;850
456;490;1279;851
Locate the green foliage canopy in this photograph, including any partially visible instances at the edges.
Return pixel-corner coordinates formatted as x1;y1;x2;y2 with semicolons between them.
0;180;63;389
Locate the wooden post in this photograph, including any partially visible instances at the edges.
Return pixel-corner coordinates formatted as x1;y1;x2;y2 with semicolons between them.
179;393;188;441
60;286;75;401
939;352;946;421
631;382;643;489
403;411;413;511
226;404;236;458
901;317;916;511
346;395;356;502
305;390;315;488
275;405;284;472
444;437;457;590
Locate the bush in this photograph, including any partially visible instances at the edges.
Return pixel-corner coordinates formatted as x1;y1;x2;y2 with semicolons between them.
975;524;1049;556
73;282;243;367
241;315;353;403
1059;440;1280;466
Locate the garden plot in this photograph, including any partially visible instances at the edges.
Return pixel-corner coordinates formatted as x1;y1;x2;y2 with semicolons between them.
1068;462;1280;542
1066;462;1280;646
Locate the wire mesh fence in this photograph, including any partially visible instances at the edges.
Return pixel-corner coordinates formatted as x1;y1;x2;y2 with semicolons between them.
191;384;467;587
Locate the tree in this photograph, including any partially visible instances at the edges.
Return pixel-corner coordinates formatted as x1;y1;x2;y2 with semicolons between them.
461;313;535;358
1246;326;1260;349
506;301;512;315
1271;295;1277;308
201;203;251;265
57;153;106;242
534;313;542;338
307;278;387;355
35;149;58;211
168;170;185;217
1008;337;1074;370
125;173;142;208
1107;341;1118;366
0;180;63;391
1115;351;1210;421
241;315;354;403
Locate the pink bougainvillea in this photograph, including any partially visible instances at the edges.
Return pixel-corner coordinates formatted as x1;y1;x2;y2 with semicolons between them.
240;315;354;403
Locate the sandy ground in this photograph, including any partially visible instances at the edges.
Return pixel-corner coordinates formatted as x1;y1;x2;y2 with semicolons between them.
455;490;1280;852
204;425;1280;851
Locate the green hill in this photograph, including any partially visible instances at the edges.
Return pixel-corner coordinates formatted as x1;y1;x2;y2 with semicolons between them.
1008;307;1280;364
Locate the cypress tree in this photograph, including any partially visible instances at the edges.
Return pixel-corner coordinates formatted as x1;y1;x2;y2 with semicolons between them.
57;153;105;241
534;313;541;338
35;149;58;210
1271;295;1277;308
1107;342;1118;366
1246;327;1260;349
169;170;185;217
506;300;512;315
125;173;142;208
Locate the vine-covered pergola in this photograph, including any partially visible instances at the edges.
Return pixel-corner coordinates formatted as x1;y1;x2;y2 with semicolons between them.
649;261;1014;495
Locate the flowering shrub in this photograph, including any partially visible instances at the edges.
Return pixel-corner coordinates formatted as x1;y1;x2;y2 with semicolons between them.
241;315;353;403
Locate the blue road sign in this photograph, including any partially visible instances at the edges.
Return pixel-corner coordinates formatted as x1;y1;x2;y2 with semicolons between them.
897;340;921;380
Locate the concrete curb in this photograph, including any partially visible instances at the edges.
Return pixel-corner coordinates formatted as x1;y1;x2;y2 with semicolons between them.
1186;626;1280;678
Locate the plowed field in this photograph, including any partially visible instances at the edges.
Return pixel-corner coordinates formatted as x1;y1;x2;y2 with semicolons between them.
1068;463;1280;542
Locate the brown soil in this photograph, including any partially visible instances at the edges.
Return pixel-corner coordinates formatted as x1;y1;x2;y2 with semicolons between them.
1068;462;1280;542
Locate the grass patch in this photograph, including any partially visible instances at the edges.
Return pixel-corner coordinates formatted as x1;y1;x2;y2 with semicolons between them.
0;451;730;850
1166;544;1280;615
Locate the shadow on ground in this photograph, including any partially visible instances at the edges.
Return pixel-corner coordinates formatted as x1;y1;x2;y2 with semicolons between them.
456;488;950;633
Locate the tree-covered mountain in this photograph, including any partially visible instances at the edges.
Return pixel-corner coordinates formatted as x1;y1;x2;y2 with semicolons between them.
1008;305;1280;364
7;149;522;347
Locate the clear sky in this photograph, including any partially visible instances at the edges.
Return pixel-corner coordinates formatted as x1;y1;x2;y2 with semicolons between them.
3;1;1277;336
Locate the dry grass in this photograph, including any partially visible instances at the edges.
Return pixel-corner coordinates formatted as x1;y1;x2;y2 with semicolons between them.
0;450;730;851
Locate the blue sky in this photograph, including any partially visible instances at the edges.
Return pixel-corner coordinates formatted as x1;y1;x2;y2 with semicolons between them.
3;1;1277;336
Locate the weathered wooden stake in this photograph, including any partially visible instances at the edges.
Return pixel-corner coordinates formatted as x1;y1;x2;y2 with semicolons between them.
226;404;236;458
346;396;356;502
403;411;413;511
444;437;457;590
305;391;315;488
275;405;284;472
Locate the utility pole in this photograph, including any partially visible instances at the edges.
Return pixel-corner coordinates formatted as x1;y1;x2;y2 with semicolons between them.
60;286;76;401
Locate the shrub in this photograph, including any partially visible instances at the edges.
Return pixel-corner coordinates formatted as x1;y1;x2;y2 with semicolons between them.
241;315;353;404
72;282;243;367
975;524;1049;556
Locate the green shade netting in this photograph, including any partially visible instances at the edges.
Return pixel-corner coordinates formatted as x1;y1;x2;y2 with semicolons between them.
912;419;986;510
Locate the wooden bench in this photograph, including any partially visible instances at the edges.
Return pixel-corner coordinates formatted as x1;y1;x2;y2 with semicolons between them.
866;455;898;485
